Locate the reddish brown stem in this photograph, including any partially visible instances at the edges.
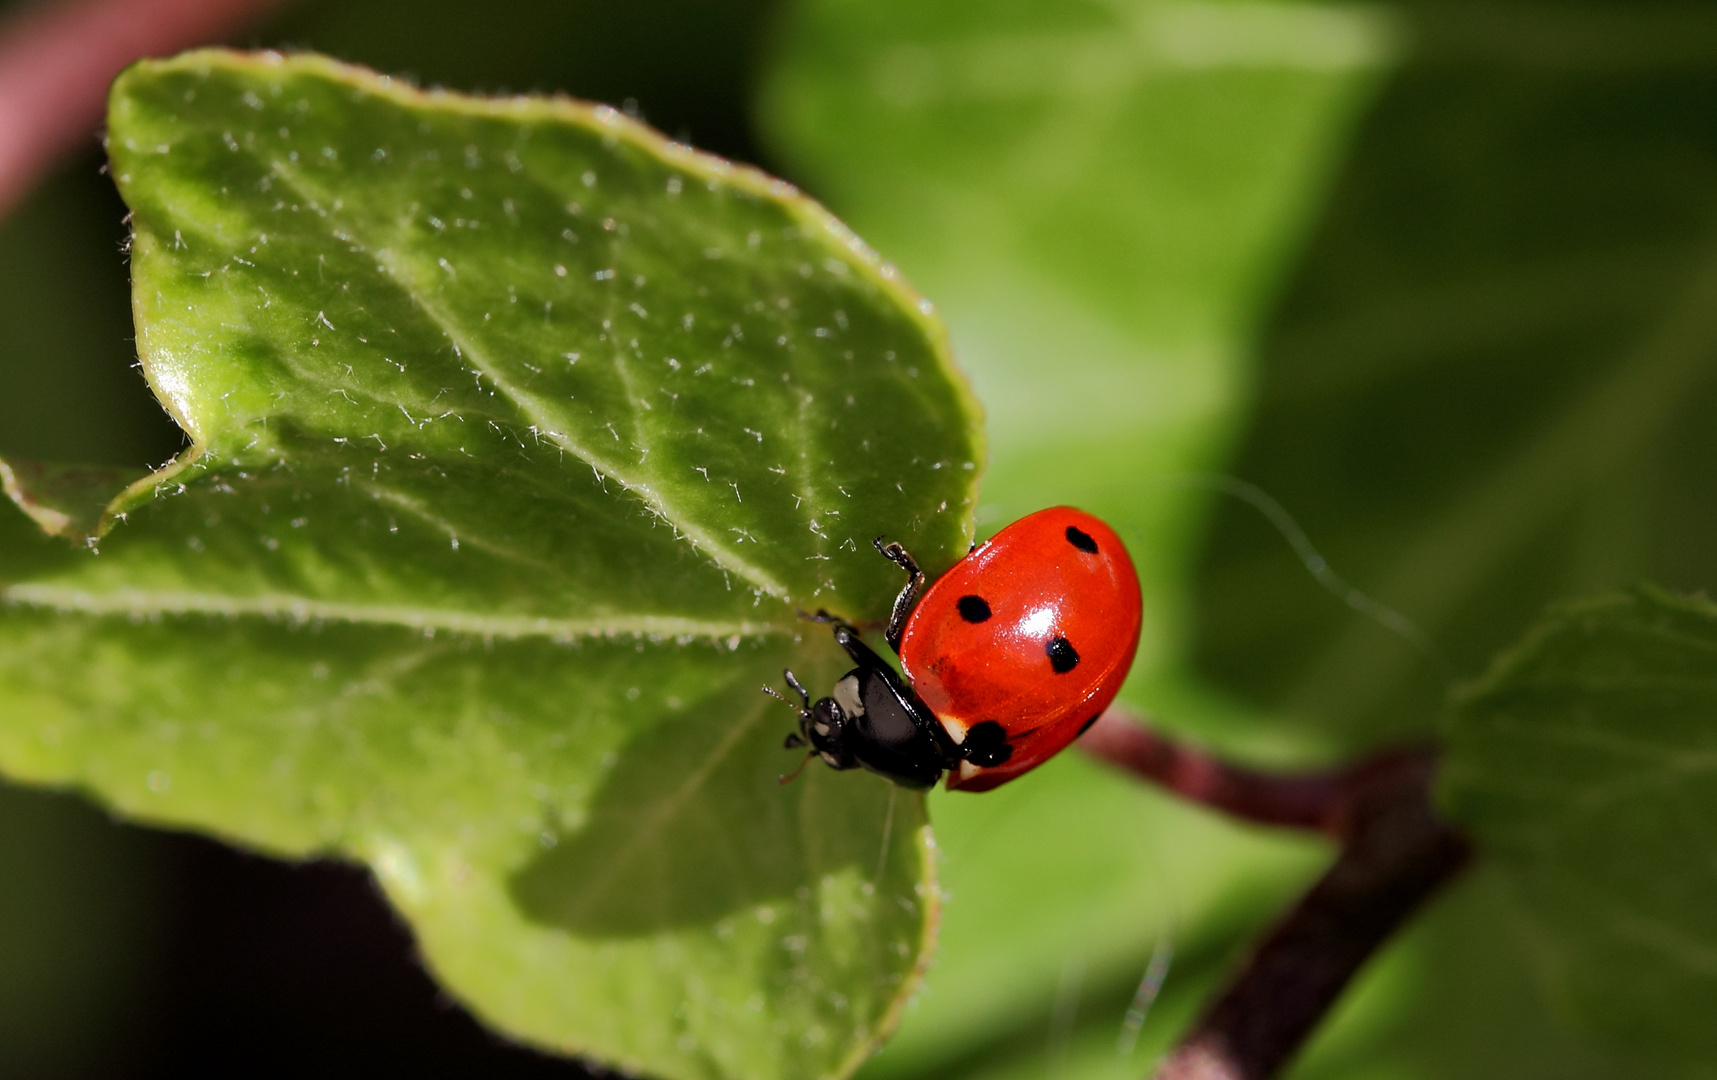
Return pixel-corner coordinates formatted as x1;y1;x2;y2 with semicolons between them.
0;0;293;219
1081;710;1472;1080
1079;710;1354;835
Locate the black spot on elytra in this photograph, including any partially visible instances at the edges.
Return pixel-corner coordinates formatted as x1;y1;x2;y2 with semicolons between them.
961;721;1013;767
1065;525;1098;554
956;595;992;623
1047;636;1080;673
1077;714;1101;736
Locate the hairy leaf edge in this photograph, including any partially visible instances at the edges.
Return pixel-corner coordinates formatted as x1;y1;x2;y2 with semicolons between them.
1437;582;1715;814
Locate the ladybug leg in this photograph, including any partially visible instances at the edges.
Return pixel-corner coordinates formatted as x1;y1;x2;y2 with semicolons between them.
829;622;887;668
781;668;812;709
777;751;815;785
763;672;815;749
873;538;924;655
769;666;813;717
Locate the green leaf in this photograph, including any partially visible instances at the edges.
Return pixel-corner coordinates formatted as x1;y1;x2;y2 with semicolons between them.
0;49;986;1080
1192;4;1717;750
0;460;147;541
1441;586;1717;1063
758;0;1391;1073
1286;869;1661;1080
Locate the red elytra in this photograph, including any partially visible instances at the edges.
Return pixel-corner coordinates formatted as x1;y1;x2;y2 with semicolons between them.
901;507;1143;791
767;507;1143;793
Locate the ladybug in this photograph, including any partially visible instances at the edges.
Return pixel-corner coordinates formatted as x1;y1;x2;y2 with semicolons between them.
767;507;1142;792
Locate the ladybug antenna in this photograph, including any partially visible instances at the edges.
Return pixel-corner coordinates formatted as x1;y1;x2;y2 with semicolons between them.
761;683;808;717
762;668;811;712
778;749;815;786
764;674;815;775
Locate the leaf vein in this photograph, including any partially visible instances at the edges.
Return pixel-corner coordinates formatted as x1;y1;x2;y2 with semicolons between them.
255;155;795;604
2;583;785;642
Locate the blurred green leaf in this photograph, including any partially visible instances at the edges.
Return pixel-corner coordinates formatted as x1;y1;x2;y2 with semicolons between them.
759;0;1393;1073
0;49;988;1080
1288;866;1659;1080
0;460;148;541
1193;4;1717;749
759;1;1400;681
1183;8;1717;1075
1442;587;1717;1065
863;857;1687;1080
0;783;165;1078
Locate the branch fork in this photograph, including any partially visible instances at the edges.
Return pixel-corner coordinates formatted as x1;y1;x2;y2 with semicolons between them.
1081;711;1472;1080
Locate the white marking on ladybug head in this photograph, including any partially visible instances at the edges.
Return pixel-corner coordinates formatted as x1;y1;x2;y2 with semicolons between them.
955;760;982;782
833;674;864;718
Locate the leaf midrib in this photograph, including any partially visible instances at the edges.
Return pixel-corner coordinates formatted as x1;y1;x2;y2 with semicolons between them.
161;131;799;606
1;582;788;641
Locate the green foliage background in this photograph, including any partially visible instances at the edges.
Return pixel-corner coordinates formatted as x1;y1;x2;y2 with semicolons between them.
2;0;1715;1078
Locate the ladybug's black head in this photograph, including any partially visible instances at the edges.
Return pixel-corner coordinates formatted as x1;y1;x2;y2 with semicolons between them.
805;696;857;770
764;669;854;775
